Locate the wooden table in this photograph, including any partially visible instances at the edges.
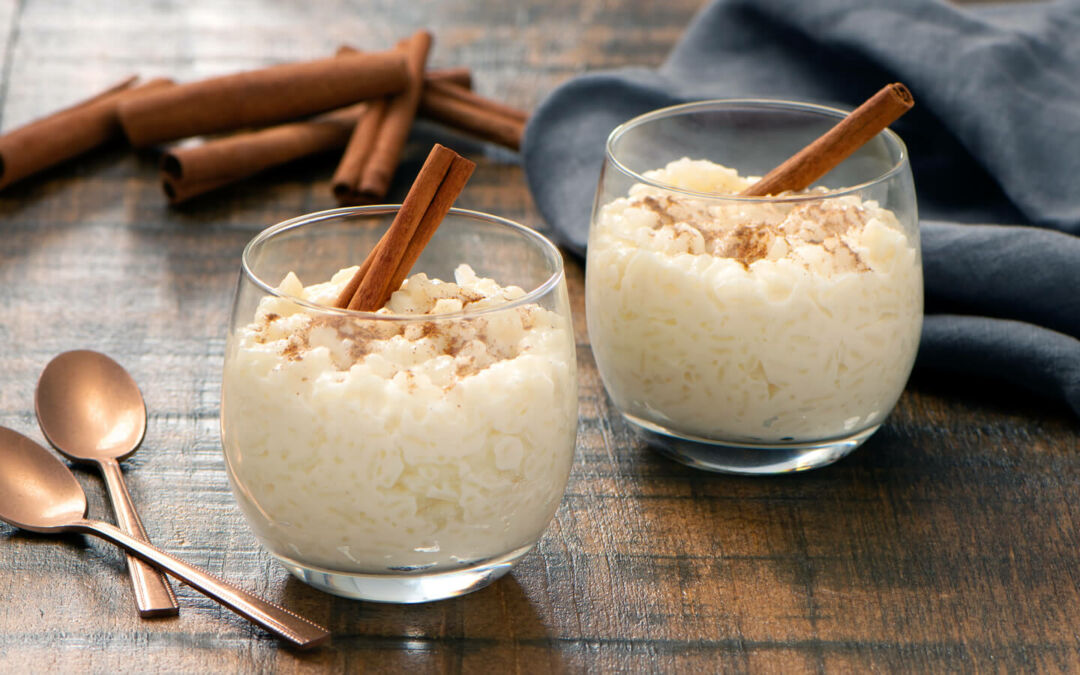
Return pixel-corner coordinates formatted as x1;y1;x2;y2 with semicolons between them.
0;1;1077;672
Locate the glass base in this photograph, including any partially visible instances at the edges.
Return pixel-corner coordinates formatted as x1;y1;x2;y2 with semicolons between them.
273;544;533;603
623;413;879;475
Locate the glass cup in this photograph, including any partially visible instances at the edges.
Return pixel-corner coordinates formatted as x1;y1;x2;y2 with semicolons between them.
585;100;922;474
221;206;578;602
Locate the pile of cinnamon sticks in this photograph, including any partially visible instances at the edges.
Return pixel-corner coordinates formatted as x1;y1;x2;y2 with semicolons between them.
0;30;526;205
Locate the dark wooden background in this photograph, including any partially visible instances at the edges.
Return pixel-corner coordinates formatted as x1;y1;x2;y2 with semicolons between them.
0;0;1077;672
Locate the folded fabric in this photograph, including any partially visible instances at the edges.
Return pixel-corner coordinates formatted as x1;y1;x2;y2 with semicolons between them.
920;222;1080;416
522;0;1080;417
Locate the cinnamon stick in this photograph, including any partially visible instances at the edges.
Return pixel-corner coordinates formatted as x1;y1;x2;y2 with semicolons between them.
160;102;369;203
335;46;472;90
336;152;476;308
385;154;476;295
0;76;173;190
331;72;476;206
332;43;484;205
333;239;380;311
351;31;433;204
418;81;527;151
118;51;409;148
425;67;472;90
334;79;522;205
343;143;453;310
424;79;527;124
161;175;234;204
740;83;913;197
336;143;474;311
331;99;388;205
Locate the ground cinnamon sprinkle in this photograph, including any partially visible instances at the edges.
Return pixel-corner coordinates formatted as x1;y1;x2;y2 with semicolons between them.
722;225;774;269
459;289;485;306
626;186;880;273
261;272;544;378
443;333;467;358
282;334;308;362
420;321;439;339
641;196;674;226
823;237;869;272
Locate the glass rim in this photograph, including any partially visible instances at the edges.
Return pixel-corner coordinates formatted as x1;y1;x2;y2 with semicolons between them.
604;98;909;203
241;205;566;322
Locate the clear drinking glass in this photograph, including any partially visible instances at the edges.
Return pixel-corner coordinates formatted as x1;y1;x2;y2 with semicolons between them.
221;206;577;602
586;100;922;474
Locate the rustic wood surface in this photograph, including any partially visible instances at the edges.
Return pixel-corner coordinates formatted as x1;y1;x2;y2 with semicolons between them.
0;0;1077;672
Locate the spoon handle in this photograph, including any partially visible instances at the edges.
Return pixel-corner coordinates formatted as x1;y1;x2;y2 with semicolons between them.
98;458;179;617
73;519;330;649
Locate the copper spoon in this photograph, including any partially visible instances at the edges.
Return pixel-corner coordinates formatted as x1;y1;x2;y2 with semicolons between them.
0;426;330;649
35;350;179;617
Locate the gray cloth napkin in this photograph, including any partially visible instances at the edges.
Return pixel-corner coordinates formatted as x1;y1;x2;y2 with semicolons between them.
522;0;1080;416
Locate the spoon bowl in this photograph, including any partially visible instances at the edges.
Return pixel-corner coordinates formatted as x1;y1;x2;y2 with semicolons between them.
0;427;86;531
0;425;329;648
35;350;146;463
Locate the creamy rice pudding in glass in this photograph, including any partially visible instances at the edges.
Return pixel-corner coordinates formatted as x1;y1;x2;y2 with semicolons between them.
221;206;577;602
586;100;922;474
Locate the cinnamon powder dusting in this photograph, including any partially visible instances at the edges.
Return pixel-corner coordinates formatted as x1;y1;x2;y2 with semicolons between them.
720;225;773;269
251;264;553;381
641;196;674;226
627;190;874;273
259;295;538;377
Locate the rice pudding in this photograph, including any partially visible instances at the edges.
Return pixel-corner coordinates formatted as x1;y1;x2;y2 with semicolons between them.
222;264;577;573
586;158;922;442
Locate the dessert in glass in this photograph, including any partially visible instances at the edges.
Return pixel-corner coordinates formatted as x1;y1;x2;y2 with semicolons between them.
221;206;577;602
586;100;922;474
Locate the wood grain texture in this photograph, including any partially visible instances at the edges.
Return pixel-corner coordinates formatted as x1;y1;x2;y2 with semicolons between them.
0;0;1077;672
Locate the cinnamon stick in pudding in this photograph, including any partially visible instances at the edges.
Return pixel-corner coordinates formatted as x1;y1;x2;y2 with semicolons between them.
384;152;476;296
418;80;527;151
332;31;433;206
160;102;370;204
118;51;409;148
336;143;475;311
740;83;913;197
342;142;453;310
0;76;173;190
